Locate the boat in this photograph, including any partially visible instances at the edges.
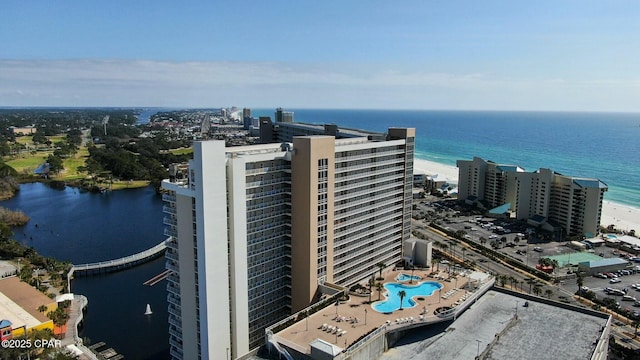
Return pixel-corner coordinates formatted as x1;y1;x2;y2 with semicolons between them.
144;304;153;315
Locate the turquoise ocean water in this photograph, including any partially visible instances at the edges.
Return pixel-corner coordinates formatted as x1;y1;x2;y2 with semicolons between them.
253;109;640;210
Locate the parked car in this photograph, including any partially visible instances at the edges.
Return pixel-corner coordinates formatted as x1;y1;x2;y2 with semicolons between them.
533;247;543;252
623;295;637;302
610;278;622;283
594;273;608;279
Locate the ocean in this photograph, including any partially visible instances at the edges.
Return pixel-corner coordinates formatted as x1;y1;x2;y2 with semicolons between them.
250;109;640;209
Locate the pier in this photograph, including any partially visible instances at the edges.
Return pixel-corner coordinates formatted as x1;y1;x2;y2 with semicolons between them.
67;240;167;290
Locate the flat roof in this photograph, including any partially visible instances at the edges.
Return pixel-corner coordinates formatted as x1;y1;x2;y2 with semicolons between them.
0;277;52;329
379;290;609;360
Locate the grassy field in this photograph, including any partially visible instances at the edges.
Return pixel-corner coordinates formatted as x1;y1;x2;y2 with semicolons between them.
15;135;65;146
5;136;183;190
168;147;193;155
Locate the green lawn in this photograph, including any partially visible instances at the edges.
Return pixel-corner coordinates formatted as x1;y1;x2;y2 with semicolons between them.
5;152;51;174
169;147;193;155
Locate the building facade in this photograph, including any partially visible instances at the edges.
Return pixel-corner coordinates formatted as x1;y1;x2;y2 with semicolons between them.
163;127;414;360
457;157;607;236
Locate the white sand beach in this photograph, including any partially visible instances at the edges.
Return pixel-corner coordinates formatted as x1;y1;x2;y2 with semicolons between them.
413;158;640;233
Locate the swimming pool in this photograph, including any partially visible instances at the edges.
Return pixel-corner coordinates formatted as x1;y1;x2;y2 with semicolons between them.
607;234;618;239
396;273;421;282
372;281;443;313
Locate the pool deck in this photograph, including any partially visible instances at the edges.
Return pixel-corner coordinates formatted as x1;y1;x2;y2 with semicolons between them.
274;267;479;354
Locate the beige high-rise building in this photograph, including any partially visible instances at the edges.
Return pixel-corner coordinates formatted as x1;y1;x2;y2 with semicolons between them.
162;127;415;360
457;157;607;237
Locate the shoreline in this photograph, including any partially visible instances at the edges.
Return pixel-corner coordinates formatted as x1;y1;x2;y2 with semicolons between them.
413;158;640;233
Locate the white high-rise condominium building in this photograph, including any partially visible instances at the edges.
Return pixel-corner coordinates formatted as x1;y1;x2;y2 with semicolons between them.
162;127;415;360
457;157;607;237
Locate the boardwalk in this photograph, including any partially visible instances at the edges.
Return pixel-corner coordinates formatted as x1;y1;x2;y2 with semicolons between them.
67;240;167;290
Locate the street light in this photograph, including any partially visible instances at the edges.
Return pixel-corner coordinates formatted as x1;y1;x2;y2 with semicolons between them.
476;339;481;358
364;308;367;325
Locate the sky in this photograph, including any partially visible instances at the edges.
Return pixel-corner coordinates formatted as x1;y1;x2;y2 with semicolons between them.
1;1;639;111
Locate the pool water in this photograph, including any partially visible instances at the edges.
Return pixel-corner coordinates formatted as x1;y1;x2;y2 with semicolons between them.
372;281;443;313
607;234;618;239
396;273;421;282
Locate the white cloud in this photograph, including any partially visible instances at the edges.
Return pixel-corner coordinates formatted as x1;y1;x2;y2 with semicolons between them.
0;59;638;111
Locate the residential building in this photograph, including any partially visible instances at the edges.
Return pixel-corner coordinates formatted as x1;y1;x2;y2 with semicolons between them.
457;157;607;236
162;127;415;360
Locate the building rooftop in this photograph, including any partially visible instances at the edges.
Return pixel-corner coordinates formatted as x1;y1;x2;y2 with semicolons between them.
380;290;609;360
573;178;608;189
580;258;628;267
271;269;494;358
0;277;52;329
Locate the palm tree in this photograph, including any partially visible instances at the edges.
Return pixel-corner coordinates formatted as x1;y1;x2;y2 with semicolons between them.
508;276;517;290
376;283;383;301
479;237;487;247
406;265;414;283
432;257;438;272
544;289;553;299
576;271;585;296
376;262;386;280
398;290;407;310
525;278;536;294
38;305;48;314
532;285;542;297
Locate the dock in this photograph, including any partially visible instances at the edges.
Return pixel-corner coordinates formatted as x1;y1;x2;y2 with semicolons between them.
143;269;171;286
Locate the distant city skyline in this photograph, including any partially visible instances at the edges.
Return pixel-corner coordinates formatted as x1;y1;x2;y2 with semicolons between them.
1;1;639;111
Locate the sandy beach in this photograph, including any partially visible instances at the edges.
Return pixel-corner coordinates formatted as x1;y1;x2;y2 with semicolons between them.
414;158;640;233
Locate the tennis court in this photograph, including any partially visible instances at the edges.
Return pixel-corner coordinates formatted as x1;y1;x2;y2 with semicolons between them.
545;252;603;267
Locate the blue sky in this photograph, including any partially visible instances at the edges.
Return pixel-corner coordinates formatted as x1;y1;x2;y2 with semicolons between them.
1;1;639;111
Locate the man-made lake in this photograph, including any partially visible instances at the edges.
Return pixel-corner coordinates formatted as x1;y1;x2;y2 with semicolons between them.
2;183;169;359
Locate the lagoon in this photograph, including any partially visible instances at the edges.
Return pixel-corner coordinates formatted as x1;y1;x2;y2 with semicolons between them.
1;183;168;359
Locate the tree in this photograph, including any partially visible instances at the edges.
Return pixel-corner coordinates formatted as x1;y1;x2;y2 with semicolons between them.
376;262;386;280
544;289;553;299
398;290;407;310
38;305;48;314
533;284;542;297
376;283;383;301
410;265;415;284
576;271;585;296
461;247;467;262
46;154;64;174
479;237;487;247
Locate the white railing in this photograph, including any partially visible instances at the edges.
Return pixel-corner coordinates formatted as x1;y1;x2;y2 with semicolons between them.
71;240;167;273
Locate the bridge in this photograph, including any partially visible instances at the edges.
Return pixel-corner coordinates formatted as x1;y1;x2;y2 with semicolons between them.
67;240;167;290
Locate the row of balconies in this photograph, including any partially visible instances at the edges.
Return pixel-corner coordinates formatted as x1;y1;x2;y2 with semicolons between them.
164;228;178;238
245;188;290;201
335;193;402;212
334;206;403;233
246;197;289;211
335;213;401;240
335;149;405;163
334;243;401;284
335;195;403;217
334;181;404;202
162;193;176;203
245;177;291;189
163;216;177;227
334;165;404;184
245;165;290;176
333;226;402;259
162;205;176;215
335;171;404;193
334;158;405;174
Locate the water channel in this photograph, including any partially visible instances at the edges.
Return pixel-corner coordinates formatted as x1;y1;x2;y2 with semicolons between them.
1;183;169;359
